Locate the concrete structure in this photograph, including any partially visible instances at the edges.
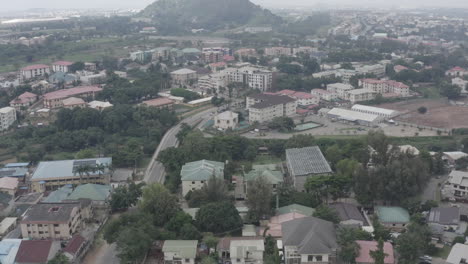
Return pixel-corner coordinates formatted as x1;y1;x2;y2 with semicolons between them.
187;97;213;107
446;67;468;77
223;66;274;92
359;79;410;97
230;239;264;264
311;89;338;101
21;203;85;239
329;202;366;226
197;73;228;95
214;111;239;130
0;107;16;131
0;177;19;196
52;61;73;73
355;240;395;264
376;206;410;231
327;108;382;126
286;146;332;192
452;77;468;93
446;170;468;198
351;104;399;118
443;152;468;165
0;239;21;264
15;240;60;264
275;90;319;106
142;98;175;109
427;207;460;231
170;68;197;86
0;168;27;180
282;217;338;264
327;83;354;99
88;100;113;111
62;97;87;109
43;86;102;108
78;71;106;85
345;89;376;103
30;157;112;192
0;217;17;238
447;243;468;264
9;92;38;109
162;240;198;264
201;51;223;63
246;94;296;124
63;234;87;263
180;160;225;196
20;64;50;81
265;47;292;57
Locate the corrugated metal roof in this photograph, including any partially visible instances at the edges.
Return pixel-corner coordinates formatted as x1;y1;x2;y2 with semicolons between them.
31;157;112;181
286;146;332;177
162;240;198;259
67;184;111;201
376;206;410;224
180;160;224;181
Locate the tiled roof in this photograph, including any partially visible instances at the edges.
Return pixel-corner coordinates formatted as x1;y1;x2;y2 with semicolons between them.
286;146;332;177
21;64;49;71
62;97;86;106
249;94;295;109
63;234;86;255
0;177;19;190
244;164;283;185
329;202;366;223
42;185;73;203
142;98;174;107
15;240;53;263
180;160;224;181
427;207;460;225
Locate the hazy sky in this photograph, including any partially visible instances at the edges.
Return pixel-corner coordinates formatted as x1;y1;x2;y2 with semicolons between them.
2;0;468;11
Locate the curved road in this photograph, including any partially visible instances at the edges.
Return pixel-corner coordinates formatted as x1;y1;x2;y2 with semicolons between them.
143;107;216;184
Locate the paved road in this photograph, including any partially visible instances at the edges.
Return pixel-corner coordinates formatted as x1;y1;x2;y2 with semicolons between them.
143;107;216;184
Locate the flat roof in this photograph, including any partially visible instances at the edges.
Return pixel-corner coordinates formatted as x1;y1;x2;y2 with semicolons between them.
21;203;80;224
31;157;112;181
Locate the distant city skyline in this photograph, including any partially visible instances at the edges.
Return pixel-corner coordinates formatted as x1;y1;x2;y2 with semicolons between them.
2;0;468;12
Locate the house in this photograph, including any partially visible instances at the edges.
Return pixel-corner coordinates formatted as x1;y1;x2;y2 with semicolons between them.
445;170;468;198
451;77;468;93
446;67;468;77
375;206;410;231
230;239;264;264
48;72;78;84
52;61;74;73
63;234;88;263
276;90;319;106
62;97;87;109
20;64;50;81
214;111;239;130
0;239;21;264
9;92;38;109
180;160;225;196
78;71;106;85
246;93;297;124
0;177;19;196
327;83;354;99
282;217;338;264
427;207;460;231
197;73;228;94
222;65;274;92
0;167;27;180
20;202;85;239
311;89;338;101
66;183;111;205
447;243;468;264
217;237;263;261
351;104;399;119
443;152;468;165
326;108;382;127
142;98;175;109
170;68;198;85
30;157;112;192
260;212;307;237
285;146;333;192
88;100;113;111
162;240;198;264
329;202;366;226
15;240;60;264
0;217;17;238
244;164;283;193
0;107;16;131
355;240;395;264
43;86;102;108
276;204;315;217
42;185;73;203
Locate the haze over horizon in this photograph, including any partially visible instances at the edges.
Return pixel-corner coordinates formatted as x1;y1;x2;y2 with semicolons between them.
2;0;468;12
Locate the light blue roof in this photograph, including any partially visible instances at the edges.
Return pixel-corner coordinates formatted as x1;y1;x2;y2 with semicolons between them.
31;158;112;180
0;239;22;264
0;168;28;178
376;206;410;224
67;184;111;201
4;163;29;168
43;185;73;203
180;160;224;181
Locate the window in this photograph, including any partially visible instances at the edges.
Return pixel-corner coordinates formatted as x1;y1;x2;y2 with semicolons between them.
54;224;59;227
39;231;43;234
308;256;314;262
316;256;322;262
55;231;60;234
38;224;43;227
185;259;190;263
192;181;195;184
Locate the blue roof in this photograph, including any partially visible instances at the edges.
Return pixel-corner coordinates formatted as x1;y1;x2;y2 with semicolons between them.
43;185;73;203
4;163;29;168
0;168;28;178
0;239;22;264
31;157;112;181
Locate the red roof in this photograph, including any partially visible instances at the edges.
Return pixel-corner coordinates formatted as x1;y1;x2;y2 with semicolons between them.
394;65;408;71
209;62;226;68
361;78;386;84
43;86;102;100
21;64;49;71
53;61;73;66
296;108;309;114
355;240;395;264
15;240;53;263
142;97;174;107
276;89;296;96
10;92;37;105
19;92;37;99
64;234;86;254
223;55;235;61
448;66;466;72
292;92;315;99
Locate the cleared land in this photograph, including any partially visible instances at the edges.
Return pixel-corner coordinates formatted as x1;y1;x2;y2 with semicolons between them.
379;99;468;129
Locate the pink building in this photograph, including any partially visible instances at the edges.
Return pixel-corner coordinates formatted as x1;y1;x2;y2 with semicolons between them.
43;86;102;108
10;92;38;109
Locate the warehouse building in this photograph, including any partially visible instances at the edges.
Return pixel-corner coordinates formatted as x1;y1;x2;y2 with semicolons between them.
351;104;399;119
327;108;382;127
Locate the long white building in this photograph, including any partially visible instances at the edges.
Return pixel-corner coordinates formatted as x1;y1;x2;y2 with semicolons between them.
327;107;382;126
351;104;399;118
0;107;17;131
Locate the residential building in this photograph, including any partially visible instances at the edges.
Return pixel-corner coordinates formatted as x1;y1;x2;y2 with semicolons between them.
62;97;87;109
67;184;111;205
63;234;88;263
20;203;85;239
84;62;97;71
445;170;468;198
0;217;17;238
264;47;292;57
329;202;366;226
9;92;38;109
78;71;106;85
282;217;338;264
276;204;315;217
327;83;354;99
20;64;50;81
276;90;319;106
452;77;468;93
15;240;60;264
180;160;225;196
230;239;264;264
285;146;332;192
375;206;410;231
88;100;113;111
30;157;112;192
130;50;151;62
43;86;102;109
261;212;307;238
202;47;231;56
214;111;239;130
427;207;460;231
201;51;223;63
162;240;198;264
0;238;21;264
170;68;198;85
142;98;175;109
355;240;395;264
0;177;19;196
42;185;73;203
351;104;399;118
0;107;16;131
152;47;171;61
446;67;468;77
52;61;73;73
197;73;228;94
345;89;376;103
223;66;274;92
447;243;468;264
292;47;316;56
244;164;283;196
246;93;296;124
311;89;338;101
443;152;468;165
49;72;78;84
359;79;410;97
355;64;386;76
234;48;257;58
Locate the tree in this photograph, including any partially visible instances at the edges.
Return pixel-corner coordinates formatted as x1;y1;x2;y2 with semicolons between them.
186;176;231;208
372;216;391;241
267;117;295;132
69;61;85;72
396;222;431;264
246;176;273;222
179;223;202;240
440;83;461;99
75;148;96;159
313;205;339;224
116;223;156;263
203;233;219;251
264;235;281;264
195;202;243;234
139;183;179;226
109;182;144;212
337;227;372;264
305;175;332;203
47;253;70;264
418;106;428;114
370;239;387;264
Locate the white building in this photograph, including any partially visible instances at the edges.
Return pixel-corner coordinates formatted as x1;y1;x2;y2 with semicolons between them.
327;108;382;126
355;64;386;77
359;79;410;97
446;67;468;77
345;89;376;103
230;239;264;264
78;71;107;85
445;170;468;198
52;61;73;73
351;104;399;118
452;77;468;93
0;107;16;131
264;47;292;57
170;68;198;86
247;94;297;124
20;64;50;81
214;111;239;130
275;90;319;106
180;160;225;196
197;73;228;95
222;66;274;92
447;243;468;264
162;240;197;264
311;89;338;101
327;83;354;99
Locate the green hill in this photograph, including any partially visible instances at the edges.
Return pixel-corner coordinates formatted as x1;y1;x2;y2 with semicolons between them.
140;0;282;33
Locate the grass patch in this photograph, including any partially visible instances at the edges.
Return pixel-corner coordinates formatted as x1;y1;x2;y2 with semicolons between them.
431;245;451;259
253;155;282;165
414;86;442;99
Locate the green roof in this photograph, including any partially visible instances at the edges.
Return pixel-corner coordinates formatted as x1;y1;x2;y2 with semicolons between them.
180;160;224;181
162;240;198;259
376;206;410;224
276;204;315;216
43;185;73;203
67;184;111;201
244;164;283;185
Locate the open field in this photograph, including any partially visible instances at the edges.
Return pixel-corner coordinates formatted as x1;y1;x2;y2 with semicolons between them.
379;98;468;129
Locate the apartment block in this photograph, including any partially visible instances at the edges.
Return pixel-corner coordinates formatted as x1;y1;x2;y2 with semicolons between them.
20;64;50;81
52;61;73;73
0;107;16;131
247;93;296;123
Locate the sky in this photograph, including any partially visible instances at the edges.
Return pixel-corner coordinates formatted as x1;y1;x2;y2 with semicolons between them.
2;0;468;12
